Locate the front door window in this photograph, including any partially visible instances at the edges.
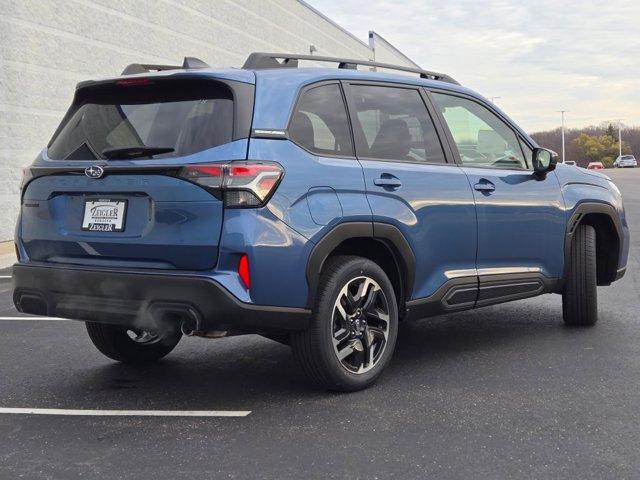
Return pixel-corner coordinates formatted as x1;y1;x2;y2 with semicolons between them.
432;93;529;170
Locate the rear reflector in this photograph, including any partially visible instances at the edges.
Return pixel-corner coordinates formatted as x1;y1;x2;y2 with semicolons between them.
238;254;250;289
178;161;283;208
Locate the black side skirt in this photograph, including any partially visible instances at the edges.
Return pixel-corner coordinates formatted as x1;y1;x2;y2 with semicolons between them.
405;272;561;322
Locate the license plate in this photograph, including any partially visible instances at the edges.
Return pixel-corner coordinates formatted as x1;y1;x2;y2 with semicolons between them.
82;199;127;232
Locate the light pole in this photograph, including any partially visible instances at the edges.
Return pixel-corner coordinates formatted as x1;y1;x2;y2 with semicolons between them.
618;119;623;160
558;110;568;163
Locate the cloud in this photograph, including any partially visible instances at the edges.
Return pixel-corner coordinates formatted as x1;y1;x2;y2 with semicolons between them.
309;0;640;132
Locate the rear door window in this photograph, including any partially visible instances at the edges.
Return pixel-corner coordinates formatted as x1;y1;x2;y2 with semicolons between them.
347;85;446;164
48;79;236;160
288;83;354;156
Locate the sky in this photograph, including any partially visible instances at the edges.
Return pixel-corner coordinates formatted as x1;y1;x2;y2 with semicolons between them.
309;0;640;133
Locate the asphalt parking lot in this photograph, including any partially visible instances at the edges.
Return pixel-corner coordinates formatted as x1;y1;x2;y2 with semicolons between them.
0;168;638;480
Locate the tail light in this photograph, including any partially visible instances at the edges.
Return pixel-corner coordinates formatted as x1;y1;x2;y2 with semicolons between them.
178;161;282;208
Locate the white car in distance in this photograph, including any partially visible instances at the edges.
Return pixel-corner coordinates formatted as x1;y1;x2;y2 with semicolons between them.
614;155;637;168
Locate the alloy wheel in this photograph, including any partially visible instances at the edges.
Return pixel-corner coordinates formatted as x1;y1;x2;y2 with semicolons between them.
126;329;161;345
331;276;390;374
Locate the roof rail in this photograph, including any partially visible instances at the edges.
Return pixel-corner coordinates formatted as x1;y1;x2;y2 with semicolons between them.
242;52;459;85
121;57;210;75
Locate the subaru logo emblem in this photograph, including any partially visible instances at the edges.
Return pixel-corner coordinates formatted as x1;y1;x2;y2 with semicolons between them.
85;165;104;179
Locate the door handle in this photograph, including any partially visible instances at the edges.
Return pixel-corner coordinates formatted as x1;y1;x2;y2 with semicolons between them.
474;181;495;193
374;176;402;188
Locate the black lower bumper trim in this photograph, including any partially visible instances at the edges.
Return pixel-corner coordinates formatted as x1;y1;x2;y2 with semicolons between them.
12;263;310;332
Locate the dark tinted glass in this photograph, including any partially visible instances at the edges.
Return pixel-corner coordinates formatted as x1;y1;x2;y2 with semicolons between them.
48;79;234;160
289;84;353;156
349;85;446;163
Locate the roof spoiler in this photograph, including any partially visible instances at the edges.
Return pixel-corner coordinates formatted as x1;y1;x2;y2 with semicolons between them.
242;52;459;85
121;57;210;75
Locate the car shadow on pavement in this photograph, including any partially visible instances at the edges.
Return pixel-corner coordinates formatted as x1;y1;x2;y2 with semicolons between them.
58;298;582;407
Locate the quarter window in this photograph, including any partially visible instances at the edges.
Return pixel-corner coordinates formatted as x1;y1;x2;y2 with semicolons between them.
349;85;446;163
519;137;533;169
432;93;528;170
289;84;353;156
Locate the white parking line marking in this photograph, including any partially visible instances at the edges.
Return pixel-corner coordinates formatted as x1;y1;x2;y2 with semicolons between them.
0;317;68;321
0;276;11;279
0;408;251;417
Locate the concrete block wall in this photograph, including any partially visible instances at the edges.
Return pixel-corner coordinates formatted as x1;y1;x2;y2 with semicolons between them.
0;0;418;241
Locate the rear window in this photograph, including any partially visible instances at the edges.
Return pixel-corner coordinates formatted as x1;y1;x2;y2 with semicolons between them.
48;79;236;160
622;155;635;160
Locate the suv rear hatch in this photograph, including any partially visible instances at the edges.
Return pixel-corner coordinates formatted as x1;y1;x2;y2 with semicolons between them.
19;74;254;270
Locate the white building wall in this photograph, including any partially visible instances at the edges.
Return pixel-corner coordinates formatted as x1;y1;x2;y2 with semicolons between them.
0;0;419;241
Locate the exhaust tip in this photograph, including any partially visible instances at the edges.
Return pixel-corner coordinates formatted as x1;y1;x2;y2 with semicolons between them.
147;303;202;337
15;292;48;316
180;318;198;336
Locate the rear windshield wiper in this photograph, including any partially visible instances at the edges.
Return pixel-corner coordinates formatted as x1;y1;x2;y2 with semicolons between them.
102;146;175;160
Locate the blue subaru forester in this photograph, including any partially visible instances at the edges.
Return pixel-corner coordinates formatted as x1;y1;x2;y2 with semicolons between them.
13;53;629;391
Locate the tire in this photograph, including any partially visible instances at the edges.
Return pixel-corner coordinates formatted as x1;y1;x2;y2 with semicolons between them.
86;322;182;364
562;224;598;326
292;256;398;392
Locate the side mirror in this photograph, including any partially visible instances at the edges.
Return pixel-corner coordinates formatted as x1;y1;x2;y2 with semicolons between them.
532;148;558;174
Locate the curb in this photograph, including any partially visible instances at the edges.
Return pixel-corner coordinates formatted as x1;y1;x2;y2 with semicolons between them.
0;242;15;271
0;253;15;270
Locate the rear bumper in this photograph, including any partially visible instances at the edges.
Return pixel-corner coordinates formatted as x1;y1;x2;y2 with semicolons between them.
12;263;310;332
